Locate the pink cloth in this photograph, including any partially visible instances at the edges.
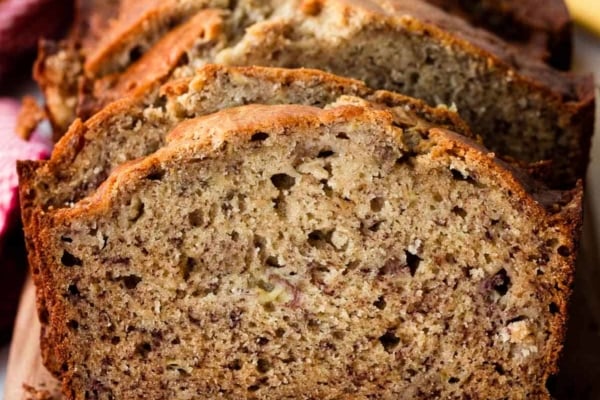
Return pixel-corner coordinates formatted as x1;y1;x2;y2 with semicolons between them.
0;99;51;237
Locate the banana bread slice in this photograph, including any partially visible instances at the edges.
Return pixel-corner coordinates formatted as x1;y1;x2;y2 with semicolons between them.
426;0;572;70
69;0;593;188
77;8;230;121
35;1;591;186
81;0;231;77
19;65;470;376
26;103;581;399
37;0;573;132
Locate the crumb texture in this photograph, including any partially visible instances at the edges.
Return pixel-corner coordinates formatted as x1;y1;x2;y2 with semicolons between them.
211;0;590;187
40;105;573;400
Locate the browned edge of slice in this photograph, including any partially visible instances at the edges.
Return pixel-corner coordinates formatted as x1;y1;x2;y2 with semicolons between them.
425;0;572;70
82;0;230;77
79;8;227;121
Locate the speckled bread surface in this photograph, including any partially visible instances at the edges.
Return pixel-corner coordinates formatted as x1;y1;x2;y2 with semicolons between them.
34;0;573;132
19;64;471;377
425;0;572;70
37;0;592;188
23;103;581;399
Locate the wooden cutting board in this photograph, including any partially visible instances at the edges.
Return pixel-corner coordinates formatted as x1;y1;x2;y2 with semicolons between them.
3;204;600;399
3;278;61;400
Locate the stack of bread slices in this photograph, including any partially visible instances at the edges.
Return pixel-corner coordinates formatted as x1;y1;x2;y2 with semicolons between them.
19;0;593;399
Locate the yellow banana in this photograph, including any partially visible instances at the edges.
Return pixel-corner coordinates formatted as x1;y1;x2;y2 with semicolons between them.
566;0;600;36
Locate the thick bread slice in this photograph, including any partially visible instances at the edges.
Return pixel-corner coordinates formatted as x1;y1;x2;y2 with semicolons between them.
36;0;573;133
19;65;470;376
28;103;580;399
73;0;592;188
425;0;572;70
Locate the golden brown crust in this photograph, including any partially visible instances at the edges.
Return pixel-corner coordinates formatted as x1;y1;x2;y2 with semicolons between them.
16;97;46;141
82;0;174;75
40;1;590;143
29;210;69;379
19;66;476;386
166;64;474;136
83;0;228;77
80;9;226;120
73;0;592;186
210;0;592;186
29;64;473;213
34;1;592;186
17;160;64;378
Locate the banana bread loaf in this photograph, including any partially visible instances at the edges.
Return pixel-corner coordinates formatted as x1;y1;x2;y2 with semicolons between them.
56;0;592;188
23;103;581;399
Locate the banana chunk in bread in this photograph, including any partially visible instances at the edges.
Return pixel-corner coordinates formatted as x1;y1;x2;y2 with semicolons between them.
27;103;580;399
